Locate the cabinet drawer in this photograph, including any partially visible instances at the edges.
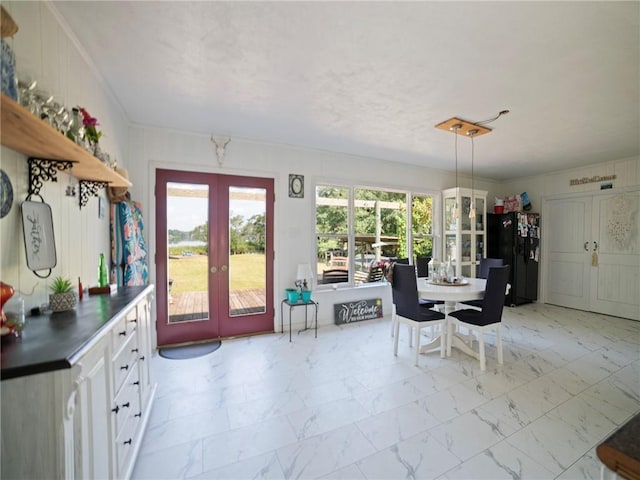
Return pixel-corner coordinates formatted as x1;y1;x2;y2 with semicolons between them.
111;309;138;355
112;330;138;392
114;411;140;478
112;367;141;438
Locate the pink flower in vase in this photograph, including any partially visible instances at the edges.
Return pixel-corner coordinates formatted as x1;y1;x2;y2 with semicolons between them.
79;107;102;145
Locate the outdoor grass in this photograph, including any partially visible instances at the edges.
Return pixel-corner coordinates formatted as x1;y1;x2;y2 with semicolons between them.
169;253;265;294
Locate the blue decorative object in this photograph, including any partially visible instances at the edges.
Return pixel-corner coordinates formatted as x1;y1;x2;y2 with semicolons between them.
285;288;298;303
0;169;13;218
1;39;17;101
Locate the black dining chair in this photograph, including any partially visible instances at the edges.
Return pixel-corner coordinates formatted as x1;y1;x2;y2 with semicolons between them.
460;258;505;309
414;256;445;309
389;259;438;337
415;256;430;278
392;264;446;365
447;265;510;370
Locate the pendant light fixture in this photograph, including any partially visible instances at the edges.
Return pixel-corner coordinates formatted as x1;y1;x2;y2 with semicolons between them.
435;110;510;219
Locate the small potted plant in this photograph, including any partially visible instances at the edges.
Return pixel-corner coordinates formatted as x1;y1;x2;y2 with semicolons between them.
49;276;77;312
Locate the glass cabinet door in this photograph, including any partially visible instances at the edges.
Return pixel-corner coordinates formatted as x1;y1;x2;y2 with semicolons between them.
461;196;472;231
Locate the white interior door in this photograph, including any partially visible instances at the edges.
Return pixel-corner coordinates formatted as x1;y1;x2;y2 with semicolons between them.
544;191;639;320
545;196;592;310
590;192;640;320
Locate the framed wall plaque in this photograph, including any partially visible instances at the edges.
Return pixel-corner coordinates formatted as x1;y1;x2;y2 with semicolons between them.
21;200;57;277
289;174;304;198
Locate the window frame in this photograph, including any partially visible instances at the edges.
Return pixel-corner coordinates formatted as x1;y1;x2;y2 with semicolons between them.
314;181;441;289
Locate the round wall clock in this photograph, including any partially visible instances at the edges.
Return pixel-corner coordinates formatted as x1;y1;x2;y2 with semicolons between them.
0;169;13;219
289;174;304;198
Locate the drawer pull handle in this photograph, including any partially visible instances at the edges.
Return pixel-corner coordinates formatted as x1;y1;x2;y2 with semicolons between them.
120;364;129;371
123;438;132;446
135;412;142;418
131;348;139;353
140;356;146;361
133;381;140;386
111;405;120;414
128;318;138;323
119;331;127;337
122;402;130;409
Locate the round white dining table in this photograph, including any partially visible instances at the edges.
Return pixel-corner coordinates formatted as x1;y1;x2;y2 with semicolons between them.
417;277;487;313
415;277;487;358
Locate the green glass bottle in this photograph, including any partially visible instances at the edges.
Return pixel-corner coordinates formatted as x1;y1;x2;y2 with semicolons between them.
98;253;108;287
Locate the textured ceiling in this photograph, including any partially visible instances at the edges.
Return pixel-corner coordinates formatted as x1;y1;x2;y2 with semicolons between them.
52;1;639;180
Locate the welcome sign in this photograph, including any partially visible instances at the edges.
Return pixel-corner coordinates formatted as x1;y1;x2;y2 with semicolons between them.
334;299;383;325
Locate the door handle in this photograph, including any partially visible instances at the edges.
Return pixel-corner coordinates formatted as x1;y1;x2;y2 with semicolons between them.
221;265;228;272
584;242;589;251
210;266;217;274
593;241;598;252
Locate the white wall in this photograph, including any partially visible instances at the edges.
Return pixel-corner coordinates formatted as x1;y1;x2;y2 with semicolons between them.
0;2;129;311
2;1;637;337
129;125;500;332
500;156;639;212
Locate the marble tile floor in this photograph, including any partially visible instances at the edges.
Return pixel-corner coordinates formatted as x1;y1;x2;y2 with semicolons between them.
132;303;640;479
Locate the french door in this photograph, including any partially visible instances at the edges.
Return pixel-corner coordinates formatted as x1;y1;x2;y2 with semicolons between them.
544;190;639;320
155;169;274;346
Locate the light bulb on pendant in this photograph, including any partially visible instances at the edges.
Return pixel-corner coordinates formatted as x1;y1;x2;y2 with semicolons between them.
469;202;476;219
453;203;460;219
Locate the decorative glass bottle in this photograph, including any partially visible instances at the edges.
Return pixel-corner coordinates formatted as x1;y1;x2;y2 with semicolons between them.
98;253;108;287
446;259;455;283
66;107;85;144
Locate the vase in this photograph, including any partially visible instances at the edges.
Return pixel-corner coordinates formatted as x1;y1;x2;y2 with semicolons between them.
285;288;298;303
49;292;77;312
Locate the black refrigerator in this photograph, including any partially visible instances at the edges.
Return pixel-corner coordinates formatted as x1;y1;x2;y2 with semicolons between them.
487;212;540;306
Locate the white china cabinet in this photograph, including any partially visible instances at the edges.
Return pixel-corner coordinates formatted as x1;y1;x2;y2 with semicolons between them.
442;187;487;278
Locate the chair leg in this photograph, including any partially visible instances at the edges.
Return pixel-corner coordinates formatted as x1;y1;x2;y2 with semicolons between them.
393;317;400;356
439;322;445;358
414;324;421;366
390;316;394;337
478;332;486;371
446;319;453;356
408;325;413;348
496;325;503;365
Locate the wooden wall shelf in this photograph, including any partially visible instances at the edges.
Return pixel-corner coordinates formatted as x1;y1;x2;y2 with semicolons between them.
0;94;131;188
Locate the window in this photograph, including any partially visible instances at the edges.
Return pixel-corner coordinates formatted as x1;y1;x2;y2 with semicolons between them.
315;185;437;287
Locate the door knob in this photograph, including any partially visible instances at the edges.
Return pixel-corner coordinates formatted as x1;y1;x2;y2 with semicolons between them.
221;265;228;272
210;266;217;274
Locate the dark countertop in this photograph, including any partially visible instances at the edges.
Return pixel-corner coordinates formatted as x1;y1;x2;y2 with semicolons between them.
1;285;154;381
597;412;640;478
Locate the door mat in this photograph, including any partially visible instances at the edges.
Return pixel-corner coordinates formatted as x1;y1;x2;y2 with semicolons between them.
159;341;221;360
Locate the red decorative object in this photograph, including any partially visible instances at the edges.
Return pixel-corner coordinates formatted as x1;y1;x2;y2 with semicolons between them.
1;281;15;331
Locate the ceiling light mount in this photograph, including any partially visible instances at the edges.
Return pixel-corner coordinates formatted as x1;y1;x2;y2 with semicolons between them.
435;110;509;137
435;117;492;137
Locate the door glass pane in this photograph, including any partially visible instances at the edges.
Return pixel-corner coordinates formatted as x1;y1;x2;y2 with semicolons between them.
228;186;266;316
166;182;209;323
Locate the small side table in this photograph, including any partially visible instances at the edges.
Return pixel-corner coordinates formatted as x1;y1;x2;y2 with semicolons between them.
280;299;318;342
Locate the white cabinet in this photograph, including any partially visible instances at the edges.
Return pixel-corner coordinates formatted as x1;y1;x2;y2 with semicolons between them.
442;187;487;278
1;286;155;480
